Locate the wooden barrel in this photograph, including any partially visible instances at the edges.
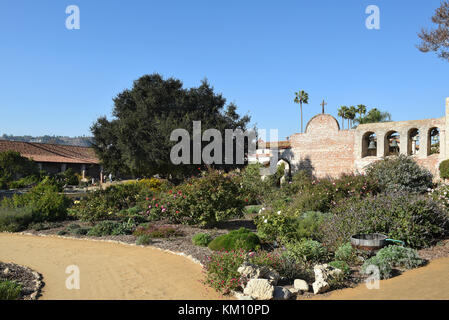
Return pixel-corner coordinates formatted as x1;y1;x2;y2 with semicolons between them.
350;233;388;251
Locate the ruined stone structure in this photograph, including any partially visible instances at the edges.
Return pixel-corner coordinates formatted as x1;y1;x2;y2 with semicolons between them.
251;98;449;179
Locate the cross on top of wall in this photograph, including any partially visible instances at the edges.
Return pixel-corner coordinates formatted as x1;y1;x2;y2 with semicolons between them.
321;99;327;114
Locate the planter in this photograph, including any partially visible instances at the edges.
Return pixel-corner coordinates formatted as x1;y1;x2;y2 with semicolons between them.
350;233;388;252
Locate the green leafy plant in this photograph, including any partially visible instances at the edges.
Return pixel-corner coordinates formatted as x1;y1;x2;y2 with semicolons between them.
334;242;358;265
283;239;328;264
208;228;260;251
329;260;351;276
136;234;152;245
192;233;212;246
366;155;433;194
439;160;449;180
321;192;449;249
1;177;70;222
376;245;424;269
361;256;393;280
87;220;134;237
0;207;33;232
0;280;22;300
133;224;182;238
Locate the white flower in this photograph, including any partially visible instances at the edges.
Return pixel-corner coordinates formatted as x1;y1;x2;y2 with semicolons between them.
277;210;281;215
261;207;266;211
264;219;268;223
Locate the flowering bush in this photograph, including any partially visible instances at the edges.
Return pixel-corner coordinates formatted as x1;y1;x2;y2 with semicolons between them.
203;250;247;294
428;184;449;209
165;170;245;227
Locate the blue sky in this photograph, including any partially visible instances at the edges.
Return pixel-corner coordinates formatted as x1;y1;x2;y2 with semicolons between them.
0;0;448;140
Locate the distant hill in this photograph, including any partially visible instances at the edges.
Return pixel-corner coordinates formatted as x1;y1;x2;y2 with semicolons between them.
0;134;93;147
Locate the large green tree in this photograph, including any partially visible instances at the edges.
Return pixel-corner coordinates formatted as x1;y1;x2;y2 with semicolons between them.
91;74;251;180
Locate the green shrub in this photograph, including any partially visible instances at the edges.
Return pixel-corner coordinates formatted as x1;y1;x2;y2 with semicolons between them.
57;230;67;236
73;227;91;235
68;183;148;222
361;256;393;280
439;160;449;180
0;280;22;300
376;245;424;269
321;192;449;249
87;220;134;237
255;210;327;243
329;260;351;276
428;184;449;210
136;234;152;245
366;155;433;194
238;164;271;204
334;242;358;265
133;224;182;238
192;233;212;246
0;150;39;188
0;207;33;232
1;177;70;222
208;228;260;251
164;170;246;227
28;221;63;231
283;239;328;264
8;175;39;189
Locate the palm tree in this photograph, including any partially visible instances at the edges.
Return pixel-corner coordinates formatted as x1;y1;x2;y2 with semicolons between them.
357;104;367;123
337;106;347;129
294;90;309;133
348;106;357;128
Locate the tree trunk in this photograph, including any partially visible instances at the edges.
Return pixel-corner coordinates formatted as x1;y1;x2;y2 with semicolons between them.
300;103;303;133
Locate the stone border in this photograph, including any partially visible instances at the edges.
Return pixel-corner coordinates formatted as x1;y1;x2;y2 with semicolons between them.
1;262;44;300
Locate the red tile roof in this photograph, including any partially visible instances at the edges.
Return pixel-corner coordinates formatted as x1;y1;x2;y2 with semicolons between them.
263;140;291;150
0;140;100;164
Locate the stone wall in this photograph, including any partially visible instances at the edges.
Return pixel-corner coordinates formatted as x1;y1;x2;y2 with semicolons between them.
289;114;356;178
287;98;449;179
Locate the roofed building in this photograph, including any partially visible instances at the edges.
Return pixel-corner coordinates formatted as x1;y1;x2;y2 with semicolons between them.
0;140;102;180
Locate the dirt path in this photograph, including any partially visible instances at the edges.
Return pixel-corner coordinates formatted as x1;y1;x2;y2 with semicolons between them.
310;257;449;300
0;233;226;300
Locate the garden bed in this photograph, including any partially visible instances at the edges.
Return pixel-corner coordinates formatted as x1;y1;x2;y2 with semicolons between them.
0;262;43;300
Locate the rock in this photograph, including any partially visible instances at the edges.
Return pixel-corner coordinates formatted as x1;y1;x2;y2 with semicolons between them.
263;268;280;286
234;292;254;300
238;263;262;279
243;279;274;300
273;286;292;300
313;264;342;282
237;263;280;285
293;279;309;292
312;280;330;294
3;268;9;275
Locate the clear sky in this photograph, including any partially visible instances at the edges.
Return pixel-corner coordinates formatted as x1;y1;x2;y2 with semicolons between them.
0;0;448;140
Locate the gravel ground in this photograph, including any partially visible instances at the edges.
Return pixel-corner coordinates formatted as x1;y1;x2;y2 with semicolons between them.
23;218;256;264
0;262;43;300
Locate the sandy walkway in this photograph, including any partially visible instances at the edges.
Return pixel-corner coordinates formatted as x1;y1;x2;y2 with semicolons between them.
310;256;449;300
0;233;226;300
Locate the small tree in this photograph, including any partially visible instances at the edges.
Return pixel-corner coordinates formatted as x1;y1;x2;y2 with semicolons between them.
439;159;449;180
